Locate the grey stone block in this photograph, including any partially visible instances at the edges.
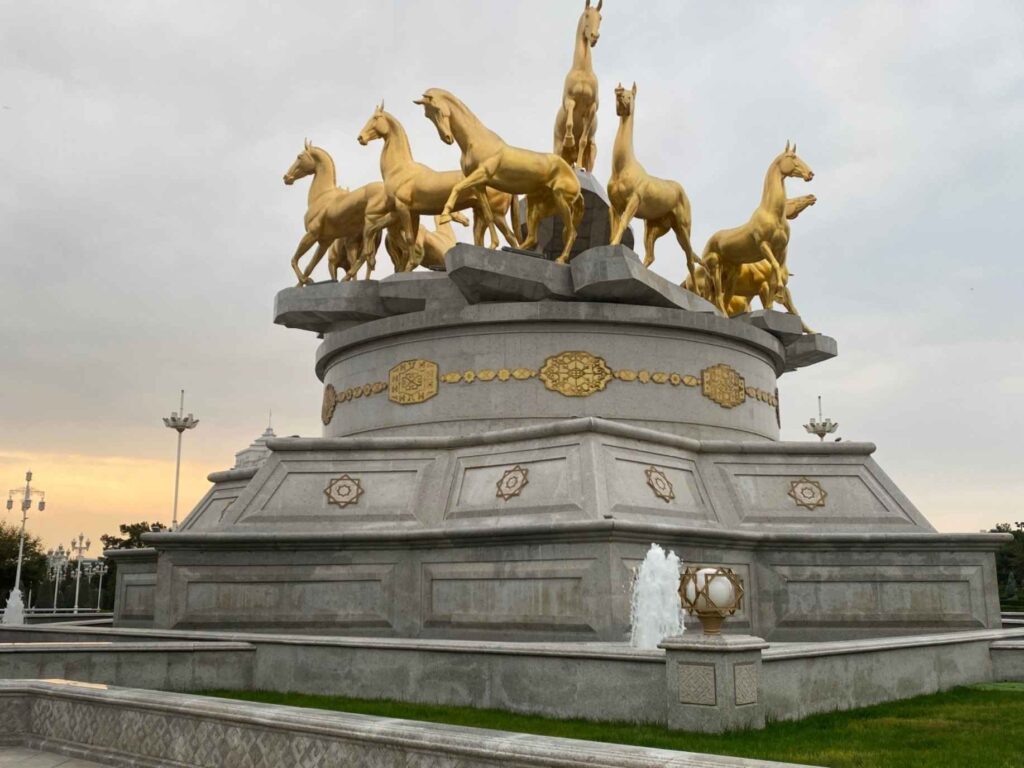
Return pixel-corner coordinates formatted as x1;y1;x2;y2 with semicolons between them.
446;243;574;303
784;333;838;371
734;310;805;346
273;281;388;333
378;271;468;314
518;170;635;261
660;634;768;733
571;244;720;313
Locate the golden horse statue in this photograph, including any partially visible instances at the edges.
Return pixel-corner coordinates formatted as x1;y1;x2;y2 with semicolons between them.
702;142;814;313
607;82;700;288
686;195;816;331
283;140;387;285
553;0;603;172
353;104;521;276
384;215;458;273
415;88;584;264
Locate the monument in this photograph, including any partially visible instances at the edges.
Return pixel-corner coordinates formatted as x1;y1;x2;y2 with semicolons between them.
108;1;1004;644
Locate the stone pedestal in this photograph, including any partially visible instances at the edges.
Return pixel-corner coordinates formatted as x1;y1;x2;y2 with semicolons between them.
517;170;634;260
660;633;768;732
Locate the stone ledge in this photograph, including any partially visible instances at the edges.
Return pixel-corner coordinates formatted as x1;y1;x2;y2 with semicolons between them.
446;243;574;302
763;627;1024;661
0;680;813;768
571;244;719;314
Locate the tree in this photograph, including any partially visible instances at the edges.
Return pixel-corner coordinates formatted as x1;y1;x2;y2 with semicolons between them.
991;522;1024;607
0;520;48;600
100;521;166;551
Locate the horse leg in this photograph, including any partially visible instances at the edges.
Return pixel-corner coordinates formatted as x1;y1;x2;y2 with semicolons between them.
778;285;814;333
670;209;700;293
327;240;342;282
610;194;639;246
643;221;668;269
553;191;583;264
290;231;318;285
472;209;486;247
575;103;597;169
300;240;331;285
439;165;493;224
706;251;728;313
520;194;544;250
758;241;783;309
561;97;576;150
477;194;500;249
582;136;597;175
493;216;519;249
395;206;422;272
348;210;392;281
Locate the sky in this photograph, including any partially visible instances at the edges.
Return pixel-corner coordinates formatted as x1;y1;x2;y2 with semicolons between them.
1;0;1022;551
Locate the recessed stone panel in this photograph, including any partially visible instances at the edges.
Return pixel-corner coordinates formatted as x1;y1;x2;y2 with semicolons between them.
446;444;583;520
180;564;395;629
120;575;156;619
422;560;596;633
734;663;758;705
601;444;716;524
713;460;915;527
678;663;717;705
771;564;986;629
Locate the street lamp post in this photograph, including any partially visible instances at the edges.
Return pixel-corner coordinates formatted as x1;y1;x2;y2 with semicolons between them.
3;471;46;625
803;395;839;441
46;545;68;611
92;561;109;611
70;533;90;615
163;390;199;531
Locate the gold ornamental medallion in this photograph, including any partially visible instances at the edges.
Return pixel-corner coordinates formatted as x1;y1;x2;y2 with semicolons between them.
539;351;613;397
388;359;439;405
701;364;747;409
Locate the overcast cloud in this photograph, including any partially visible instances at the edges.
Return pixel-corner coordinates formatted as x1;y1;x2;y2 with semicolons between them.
1;0;1022;547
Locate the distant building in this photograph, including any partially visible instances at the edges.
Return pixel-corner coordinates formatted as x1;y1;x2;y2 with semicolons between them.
232;424;276;470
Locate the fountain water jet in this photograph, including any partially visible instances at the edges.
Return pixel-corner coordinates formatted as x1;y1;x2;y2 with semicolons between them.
629;543;683;649
2;589;25;626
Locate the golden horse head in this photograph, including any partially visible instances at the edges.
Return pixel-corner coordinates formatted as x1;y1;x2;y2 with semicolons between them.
778;141;815;182
357;101;389;146
614;82;636;118
414;89;455;145
283;138;317;186
581;0;603;47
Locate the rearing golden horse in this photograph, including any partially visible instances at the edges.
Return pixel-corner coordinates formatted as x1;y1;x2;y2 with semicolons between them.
553;0;603;172
416;88;584;264
702;142;814;313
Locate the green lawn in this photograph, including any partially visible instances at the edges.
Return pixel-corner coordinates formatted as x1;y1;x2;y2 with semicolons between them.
203;684;1024;768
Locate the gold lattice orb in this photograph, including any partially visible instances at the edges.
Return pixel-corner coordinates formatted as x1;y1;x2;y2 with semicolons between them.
679;566;744;635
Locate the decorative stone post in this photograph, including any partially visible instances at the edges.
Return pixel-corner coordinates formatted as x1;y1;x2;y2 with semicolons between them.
659;633;768;732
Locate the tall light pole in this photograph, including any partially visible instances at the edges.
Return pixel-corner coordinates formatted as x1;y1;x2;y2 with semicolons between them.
46;545;68;611
163;389;199;531
70;533;90;615
91;561;108;611
3;471;46;625
803;395;839;441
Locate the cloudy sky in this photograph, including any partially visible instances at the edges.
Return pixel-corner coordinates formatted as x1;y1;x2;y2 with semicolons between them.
1;0;1022;550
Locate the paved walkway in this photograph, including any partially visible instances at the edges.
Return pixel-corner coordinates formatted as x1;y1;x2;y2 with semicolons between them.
0;748;109;767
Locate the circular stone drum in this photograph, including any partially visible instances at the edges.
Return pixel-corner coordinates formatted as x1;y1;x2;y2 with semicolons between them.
314;301;784;441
